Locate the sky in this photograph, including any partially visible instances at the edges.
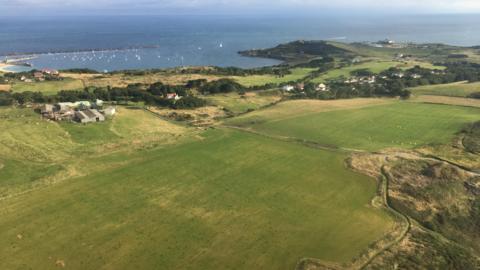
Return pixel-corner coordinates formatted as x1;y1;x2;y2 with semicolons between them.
3;0;480;15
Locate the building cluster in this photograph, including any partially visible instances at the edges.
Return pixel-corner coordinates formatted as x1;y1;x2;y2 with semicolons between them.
20;69;60;83
39;99;116;123
344;76;377;84
282;83;328;93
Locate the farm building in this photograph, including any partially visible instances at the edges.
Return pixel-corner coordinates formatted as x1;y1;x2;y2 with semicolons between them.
40;104;54;114
75;109;105;123
95;99;104;107
103;106;116;116
56;102;75;112
74;101;92;109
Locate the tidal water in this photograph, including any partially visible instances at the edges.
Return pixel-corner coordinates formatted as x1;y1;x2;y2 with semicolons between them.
1;14;480;71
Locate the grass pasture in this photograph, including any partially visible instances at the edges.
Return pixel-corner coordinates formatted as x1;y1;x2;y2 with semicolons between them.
411;95;480;108
232;68;316;87
204;90;282;114
11;78;84;95
226;100;480;151
0;128;394;269
410;81;480;97
0;106;190;197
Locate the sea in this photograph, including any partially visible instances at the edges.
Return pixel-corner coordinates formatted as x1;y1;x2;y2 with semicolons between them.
1;14;480;72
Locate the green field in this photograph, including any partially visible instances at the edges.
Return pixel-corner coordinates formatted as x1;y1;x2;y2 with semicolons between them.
0;109;394;269
226;100;480;151
312;60;443;83
0;107;188;195
232;68;316;87
410;81;480;97
203;91;282;114
11;78;84;94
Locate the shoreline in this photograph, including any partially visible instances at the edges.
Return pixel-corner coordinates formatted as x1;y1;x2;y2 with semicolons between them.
0;63;14;72
0;45;161;58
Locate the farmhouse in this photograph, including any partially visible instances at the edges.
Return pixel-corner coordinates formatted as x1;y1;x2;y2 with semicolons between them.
75;109;105;123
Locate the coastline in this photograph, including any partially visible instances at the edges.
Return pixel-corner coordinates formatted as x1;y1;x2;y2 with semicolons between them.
0;63;14;72
0;45;161;58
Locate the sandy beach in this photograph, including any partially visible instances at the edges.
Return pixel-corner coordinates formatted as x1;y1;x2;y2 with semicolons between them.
0;62;33;73
0;63;14;72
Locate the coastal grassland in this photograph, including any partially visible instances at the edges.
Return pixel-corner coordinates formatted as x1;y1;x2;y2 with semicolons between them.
232;68;317;87
312;60;443;83
0;127;394;269
410;81;480;97
0;106;190;197
226;100;480;151
203;90;282;114
327;41;455;60
63;72;222;88
10;78;84;94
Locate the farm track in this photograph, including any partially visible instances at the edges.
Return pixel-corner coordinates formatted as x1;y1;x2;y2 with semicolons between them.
222;125;364;153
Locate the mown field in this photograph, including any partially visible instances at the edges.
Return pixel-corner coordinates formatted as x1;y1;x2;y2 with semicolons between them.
226;99;480;151
203;90;282;114
10;78;85;94
0;105;395;269
312;60;443;83
410;81;480;97
232;68;316;87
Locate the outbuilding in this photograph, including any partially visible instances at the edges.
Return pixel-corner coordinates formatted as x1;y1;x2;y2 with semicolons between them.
75;109;105;123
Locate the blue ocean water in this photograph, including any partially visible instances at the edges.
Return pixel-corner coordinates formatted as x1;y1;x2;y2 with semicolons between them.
1;14;480;71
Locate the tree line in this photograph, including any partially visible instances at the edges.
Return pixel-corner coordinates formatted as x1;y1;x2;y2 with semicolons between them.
0;78;247;109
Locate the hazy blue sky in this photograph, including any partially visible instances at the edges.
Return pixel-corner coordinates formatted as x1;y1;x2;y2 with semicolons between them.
3;0;480;15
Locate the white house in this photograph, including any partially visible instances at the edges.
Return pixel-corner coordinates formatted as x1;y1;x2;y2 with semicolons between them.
393;73;405;78
166;93;182;100
366;76;376;84
282;85;294;92
316;83;327;91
